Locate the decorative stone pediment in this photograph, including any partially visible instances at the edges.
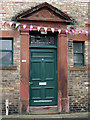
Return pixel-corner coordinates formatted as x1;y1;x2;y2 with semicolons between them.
15;2;72;23
26;9;63;21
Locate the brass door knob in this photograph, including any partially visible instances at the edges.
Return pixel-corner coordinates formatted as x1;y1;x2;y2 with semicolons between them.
42;58;44;62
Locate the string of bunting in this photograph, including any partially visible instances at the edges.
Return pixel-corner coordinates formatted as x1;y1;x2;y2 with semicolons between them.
1;21;88;36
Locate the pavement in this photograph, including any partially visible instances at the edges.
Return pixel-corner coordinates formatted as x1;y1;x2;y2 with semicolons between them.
1;112;90;120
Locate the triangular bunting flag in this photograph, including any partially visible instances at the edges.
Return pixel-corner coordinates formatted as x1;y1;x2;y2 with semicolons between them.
16;23;20;28
2;21;6;25
23;24;27;29
43;27;48;32
72;30;75;35
85;30;88;36
79;30;82;35
30;25;34;31
37;26;41;31
51;28;54;33
65;29;69;35
58;29;61;34
9;22;13;27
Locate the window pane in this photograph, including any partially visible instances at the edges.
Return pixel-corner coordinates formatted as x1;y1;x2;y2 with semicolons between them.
30;35;56;46
0;40;12;50
30;36;36;44
0;52;12;63
73;43;82;53
74;54;83;63
48;36;55;45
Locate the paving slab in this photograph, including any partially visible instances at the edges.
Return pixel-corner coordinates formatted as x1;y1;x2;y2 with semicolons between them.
1;112;90;120
1;118;90;120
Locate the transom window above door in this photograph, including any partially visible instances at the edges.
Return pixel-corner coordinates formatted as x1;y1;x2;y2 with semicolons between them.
29;31;57;47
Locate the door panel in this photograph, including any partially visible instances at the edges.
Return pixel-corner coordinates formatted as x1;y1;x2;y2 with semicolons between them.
29;49;57;106
31;61;42;81
31;87;41;100
45;87;54;99
45;61;54;81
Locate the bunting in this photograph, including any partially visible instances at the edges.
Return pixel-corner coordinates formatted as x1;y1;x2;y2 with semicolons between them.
9;22;13;27
15;23;20;28
85;30;88;36
58;29;61;34
51;28;55;33
23;24;27;30
65;29;69;35
43;27;48;32
37;26;41;31
2;21;6;25
30;25;34;31
79;30;82;35
1;21;88;36
72;30;75;35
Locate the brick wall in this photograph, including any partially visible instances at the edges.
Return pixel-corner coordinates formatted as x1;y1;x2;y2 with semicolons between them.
0;0;89;114
67;38;89;112
0;32;21;114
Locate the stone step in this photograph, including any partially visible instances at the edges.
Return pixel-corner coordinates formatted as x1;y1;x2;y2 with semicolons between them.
2;118;89;120
29;106;58;114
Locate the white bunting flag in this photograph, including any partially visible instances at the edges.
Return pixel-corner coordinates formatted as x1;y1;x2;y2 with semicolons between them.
43;27;48;32
85;30;88;36
23;24;27;29
51;28;54;33
72;30;75;35
58;29;61;34
30;25;33;31
16;23;20;28
37;26;41;31
9;22;13;27
2;21;6;25
65;29;69;35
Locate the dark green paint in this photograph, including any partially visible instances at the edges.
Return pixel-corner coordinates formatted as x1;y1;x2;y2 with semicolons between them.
29;49;57;106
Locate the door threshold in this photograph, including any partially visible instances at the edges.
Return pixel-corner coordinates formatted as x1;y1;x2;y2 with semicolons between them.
29;106;58;115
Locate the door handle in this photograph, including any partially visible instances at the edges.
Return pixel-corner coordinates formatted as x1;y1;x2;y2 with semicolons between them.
42;58;44;62
29;82;33;85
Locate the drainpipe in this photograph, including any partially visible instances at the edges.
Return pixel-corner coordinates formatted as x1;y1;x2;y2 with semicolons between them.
6;99;9;115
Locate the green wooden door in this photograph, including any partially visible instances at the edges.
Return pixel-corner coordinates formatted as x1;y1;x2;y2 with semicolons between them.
29;49;57;106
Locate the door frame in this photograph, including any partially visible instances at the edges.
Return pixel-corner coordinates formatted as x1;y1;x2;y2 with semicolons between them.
20;29;69;113
29;31;58;106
